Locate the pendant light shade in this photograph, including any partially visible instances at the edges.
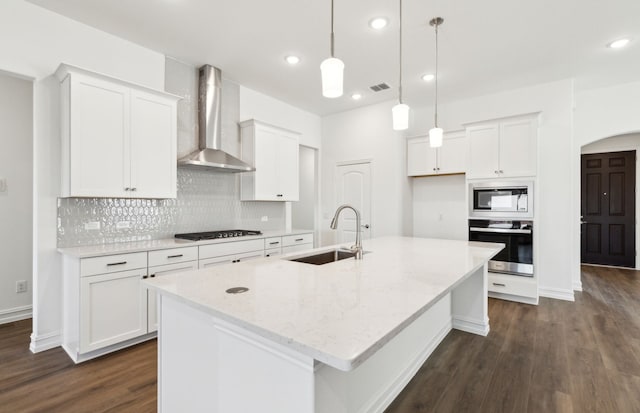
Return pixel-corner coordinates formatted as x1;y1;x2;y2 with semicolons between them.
321;57;344;98
321;0;343;98
429;127;443;147
429;17;444;148
391;0;409;130
392;103;410;130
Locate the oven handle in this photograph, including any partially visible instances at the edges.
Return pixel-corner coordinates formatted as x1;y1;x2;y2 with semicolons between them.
469;227;532;234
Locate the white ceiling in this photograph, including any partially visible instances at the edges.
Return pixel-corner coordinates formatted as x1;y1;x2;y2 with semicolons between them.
27;0;640;116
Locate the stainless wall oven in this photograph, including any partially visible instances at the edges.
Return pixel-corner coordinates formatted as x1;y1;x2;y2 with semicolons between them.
469;181;533;219
469;219;533;277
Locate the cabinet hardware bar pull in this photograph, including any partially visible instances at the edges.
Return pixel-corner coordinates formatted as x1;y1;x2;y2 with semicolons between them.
142;275;149;279
492;282;506;287
107;261;127;266
295;238;304;242
150;274;156;278
167;254;183;259
269;242;280;245
131;188;137;192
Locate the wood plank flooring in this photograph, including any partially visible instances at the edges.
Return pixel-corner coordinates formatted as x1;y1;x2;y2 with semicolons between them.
1;265;638;412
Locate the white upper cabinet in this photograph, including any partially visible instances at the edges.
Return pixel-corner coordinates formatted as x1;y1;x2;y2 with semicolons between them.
56;64;179;198
240;120;300;201
466;114;538;180
407;131;467;176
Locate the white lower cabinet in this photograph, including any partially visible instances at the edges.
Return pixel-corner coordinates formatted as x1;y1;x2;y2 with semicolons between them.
80;268;148;353
488;272;538;304
199;249;264;269
147;260;198;333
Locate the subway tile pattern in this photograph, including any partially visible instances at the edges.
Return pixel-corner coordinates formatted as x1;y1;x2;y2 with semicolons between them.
57;168;285;247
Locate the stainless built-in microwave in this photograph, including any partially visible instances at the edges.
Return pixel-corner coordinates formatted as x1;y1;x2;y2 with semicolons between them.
469;181;534;219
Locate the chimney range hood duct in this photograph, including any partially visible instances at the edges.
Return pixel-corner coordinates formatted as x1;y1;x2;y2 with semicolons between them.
178;65;255;172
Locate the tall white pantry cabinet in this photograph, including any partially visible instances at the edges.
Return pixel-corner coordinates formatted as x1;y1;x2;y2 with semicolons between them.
56;64;180;199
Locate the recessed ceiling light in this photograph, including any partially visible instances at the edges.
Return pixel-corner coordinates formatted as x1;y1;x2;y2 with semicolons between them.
351;93;362;100
285;55;300;65
421;74;435;82
608;38;631;49
369;17;388;30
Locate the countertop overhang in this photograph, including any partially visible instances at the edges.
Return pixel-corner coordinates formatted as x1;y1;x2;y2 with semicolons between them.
144;236;503;371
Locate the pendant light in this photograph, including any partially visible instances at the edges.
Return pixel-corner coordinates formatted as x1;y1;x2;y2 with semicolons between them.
392;0;409;130
429;17;444;147
321;0;344;98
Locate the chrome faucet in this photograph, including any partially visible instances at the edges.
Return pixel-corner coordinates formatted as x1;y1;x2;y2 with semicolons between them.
330;204;363;259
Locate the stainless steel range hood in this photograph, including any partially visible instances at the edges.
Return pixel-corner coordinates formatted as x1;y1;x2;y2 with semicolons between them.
178;65;255;172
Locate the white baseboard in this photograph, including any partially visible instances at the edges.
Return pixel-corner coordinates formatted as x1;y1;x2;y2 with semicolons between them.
0;305;32;325
452;315;490;336
538;287;575;302
573;280;583;292
489;291;539;305
30;330;62;353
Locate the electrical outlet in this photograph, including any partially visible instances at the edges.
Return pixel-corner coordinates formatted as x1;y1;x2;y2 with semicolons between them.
84;221;100;231
261;216;268;222
0;178;7;193
116;221;131;229
16;280;27;293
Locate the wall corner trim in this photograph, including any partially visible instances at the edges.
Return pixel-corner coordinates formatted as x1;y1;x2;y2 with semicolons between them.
29;330;62;353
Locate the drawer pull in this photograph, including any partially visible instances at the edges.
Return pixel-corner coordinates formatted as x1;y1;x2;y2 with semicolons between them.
269;242;280;245
167;254;184;259
295;238;304;242
107;261;127;267
150;274;156;278
142;275;149;279
492;282;506;287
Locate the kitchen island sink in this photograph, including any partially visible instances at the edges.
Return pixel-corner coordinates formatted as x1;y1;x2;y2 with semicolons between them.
287;248;362;265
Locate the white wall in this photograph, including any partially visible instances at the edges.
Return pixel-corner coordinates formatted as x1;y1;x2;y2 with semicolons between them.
581;133;640;270
0;0;166;352
573;82;640;289
413;175;467;241
0;72;33;323
321;101;414;246
239;86;322;149
292;146;316;231
321;80;576;300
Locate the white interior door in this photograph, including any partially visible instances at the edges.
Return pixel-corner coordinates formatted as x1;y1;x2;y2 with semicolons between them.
335;162;372;244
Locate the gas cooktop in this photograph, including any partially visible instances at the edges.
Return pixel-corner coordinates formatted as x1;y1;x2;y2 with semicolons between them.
174;230;262;241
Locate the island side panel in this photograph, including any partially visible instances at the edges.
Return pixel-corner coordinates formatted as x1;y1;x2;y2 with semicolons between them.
158;294;316;413
451;264;490;335
314;293;453;413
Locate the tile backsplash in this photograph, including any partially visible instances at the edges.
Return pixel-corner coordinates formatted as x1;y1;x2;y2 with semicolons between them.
57;168;285;247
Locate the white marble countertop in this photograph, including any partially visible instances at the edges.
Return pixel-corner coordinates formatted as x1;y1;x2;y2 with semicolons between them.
144;236;503;371
57;229;314;258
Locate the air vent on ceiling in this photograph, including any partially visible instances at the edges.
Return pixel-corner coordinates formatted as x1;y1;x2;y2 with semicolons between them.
369;83;390;92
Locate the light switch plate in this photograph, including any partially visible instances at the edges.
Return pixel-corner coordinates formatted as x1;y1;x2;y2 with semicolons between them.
0;178;7;193
84;222;100;231
116;221;131;229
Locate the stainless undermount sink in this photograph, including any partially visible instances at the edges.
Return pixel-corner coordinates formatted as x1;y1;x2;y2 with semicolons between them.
288;249;361;265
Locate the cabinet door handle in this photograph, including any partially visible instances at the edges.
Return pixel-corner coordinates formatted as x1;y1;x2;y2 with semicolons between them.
433;168;436;171
150;274;156;278
124;188;130;191
494;170;499;174
107;261;127;266
276;194;283;197
492;282;506;287
295;238;304;242
142;275;149;279
269;242;280;245
131;187;137;192
167;254;184;259
499;170;504;174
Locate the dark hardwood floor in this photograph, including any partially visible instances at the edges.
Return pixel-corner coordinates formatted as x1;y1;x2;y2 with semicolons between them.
1;265;639;412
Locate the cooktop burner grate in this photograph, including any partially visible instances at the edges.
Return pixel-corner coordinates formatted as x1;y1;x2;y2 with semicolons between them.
174;230;262;241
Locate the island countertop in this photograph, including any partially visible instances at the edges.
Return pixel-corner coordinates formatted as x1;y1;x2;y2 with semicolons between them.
144;236;503;371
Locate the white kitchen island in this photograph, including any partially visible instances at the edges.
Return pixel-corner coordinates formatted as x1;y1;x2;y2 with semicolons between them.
144;236;503;413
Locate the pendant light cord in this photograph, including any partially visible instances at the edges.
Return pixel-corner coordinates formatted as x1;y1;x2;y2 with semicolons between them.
398;0;403;104
330;0;335;57
434;20;439;127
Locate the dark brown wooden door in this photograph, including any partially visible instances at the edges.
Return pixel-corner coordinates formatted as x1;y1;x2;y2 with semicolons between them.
581;151;636;267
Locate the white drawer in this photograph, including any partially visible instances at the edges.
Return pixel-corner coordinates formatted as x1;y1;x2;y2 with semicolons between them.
199;250;264;269
282;233;313;247
488;273;537;298
264;237;283;249
148;246;198;267
199;239;265;260
81;252;147;277
264;247;282;258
